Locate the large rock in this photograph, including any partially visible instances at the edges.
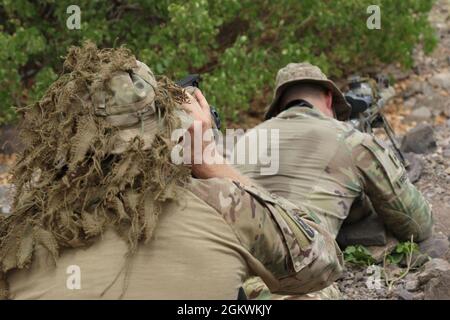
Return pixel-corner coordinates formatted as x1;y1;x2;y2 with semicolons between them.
419;232;450;259
337;213;387;247
405;152;423;183
424;272;450;300
418;258;450;284
401;124;437;154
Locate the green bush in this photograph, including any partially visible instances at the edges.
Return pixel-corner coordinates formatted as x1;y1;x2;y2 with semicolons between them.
0;0;437;124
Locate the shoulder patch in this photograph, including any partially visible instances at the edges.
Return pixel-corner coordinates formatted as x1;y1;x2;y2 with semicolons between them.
360;136;406;193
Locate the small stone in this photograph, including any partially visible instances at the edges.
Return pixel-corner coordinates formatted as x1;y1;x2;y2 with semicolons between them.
403;97;417;109
412;292;424;300
418;258;450;284
443;148;450;158
429;72;450;91
401;124;437;154
410;106;432;120
405;279;420;292
445;167;450;175
345;271;355;280
397;289;414;300
354;271;365;281
404;82;423;98
421;83;435;97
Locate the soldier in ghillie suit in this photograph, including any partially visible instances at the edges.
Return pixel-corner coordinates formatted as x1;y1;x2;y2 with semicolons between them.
235;63;433;299
0;44;343;299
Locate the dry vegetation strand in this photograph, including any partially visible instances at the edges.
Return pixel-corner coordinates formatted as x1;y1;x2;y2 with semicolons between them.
0;42;190;298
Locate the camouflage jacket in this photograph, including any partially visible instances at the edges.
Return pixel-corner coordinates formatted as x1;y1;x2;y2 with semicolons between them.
6;177;343;299
234;106;433;242
188;178;344;295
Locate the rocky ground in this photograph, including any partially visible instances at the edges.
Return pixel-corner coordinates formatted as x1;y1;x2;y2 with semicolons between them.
336;0;450;300
0;0;449;301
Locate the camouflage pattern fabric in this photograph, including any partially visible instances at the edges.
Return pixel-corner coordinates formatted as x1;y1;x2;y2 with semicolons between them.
1;44;345;299
235;106;433;300
243;276;342;300
189;178;344;295
234;106;433;241
6;178;344;299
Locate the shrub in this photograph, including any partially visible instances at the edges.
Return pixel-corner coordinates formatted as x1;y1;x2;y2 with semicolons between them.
0;0;437;124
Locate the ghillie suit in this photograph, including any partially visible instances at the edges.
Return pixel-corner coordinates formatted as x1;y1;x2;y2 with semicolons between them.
0;42;192;299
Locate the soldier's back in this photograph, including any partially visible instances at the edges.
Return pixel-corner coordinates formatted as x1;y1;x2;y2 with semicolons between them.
7;180;249;300
235;106;365;236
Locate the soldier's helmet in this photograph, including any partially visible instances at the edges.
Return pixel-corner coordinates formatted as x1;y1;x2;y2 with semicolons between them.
92;60;192;154
265;62;351;121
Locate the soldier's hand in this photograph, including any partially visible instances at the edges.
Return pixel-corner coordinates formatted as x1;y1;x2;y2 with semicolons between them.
182;88;212;131
180;89;252;185
181;89;219;175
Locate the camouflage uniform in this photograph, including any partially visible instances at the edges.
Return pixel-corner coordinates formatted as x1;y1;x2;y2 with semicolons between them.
4;56;344;299
234;63;433;300
7;177;344;299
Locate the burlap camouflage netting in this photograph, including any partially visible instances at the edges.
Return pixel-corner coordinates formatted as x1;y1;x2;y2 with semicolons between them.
0;42;191;298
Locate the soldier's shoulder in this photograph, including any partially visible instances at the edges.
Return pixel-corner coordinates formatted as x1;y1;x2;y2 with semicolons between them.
331;120;372;150
187;178;248;216
188;177;239;197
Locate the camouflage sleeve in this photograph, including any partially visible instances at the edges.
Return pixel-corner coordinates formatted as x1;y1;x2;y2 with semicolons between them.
353;135;433;241
189;178;344;295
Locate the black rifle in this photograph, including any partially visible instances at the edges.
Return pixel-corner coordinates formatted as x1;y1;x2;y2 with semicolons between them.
176;74;221;131
345;76;407;166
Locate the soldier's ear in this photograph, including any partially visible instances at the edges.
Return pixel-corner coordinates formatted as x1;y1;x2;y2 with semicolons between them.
324;90;334;117
326;90;333;108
